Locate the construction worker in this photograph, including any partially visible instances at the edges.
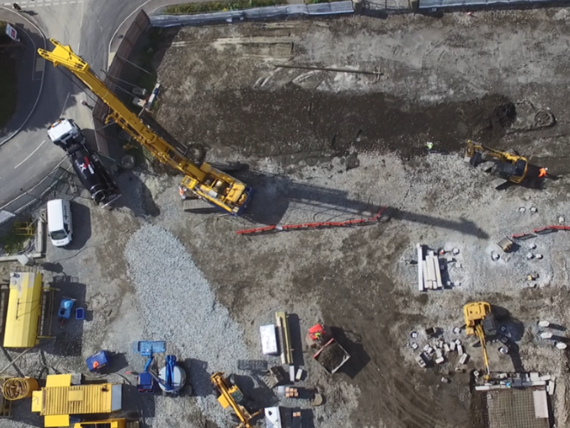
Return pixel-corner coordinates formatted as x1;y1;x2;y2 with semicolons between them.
12;3;22;11
538;167;548;178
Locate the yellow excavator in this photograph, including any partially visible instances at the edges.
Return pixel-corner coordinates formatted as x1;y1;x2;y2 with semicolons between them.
465;140;529;184
211;372;260;428
38;39;253;216
463;302;498;381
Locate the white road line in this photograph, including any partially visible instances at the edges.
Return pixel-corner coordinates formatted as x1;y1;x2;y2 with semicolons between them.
60;92;70;117
14;140;46;169
77;0;84;51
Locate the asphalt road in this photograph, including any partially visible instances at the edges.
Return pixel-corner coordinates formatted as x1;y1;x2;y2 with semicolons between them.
0;0;147;211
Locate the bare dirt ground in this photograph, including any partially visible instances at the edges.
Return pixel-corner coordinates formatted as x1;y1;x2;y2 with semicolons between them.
4;10;570;428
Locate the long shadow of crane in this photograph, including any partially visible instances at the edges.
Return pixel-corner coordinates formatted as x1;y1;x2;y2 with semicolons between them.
224;168;490;239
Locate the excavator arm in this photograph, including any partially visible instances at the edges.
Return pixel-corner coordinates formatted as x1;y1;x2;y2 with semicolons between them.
475;324;490;380
38;39;253;215
465;140;528;184
211;372;260;428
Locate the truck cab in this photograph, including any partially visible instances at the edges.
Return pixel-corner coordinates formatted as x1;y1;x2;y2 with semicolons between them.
47;118;84;151
47;119;121;207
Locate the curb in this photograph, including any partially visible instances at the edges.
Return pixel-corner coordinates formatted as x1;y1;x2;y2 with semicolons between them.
0;7;47;146
107;0;153;69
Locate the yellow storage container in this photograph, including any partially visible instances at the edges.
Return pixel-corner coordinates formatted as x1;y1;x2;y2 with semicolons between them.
3;272;44;348
31;375;122;427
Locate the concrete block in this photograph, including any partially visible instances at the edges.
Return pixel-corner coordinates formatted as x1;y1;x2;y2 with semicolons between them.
540;332;553;339
416;355;427;368
265;407;282;428
432;255;443;289
260;325;279;355
457;345;464;356
533;390;548;419
417;244;424;292
459;353;469;365
454;339;462;346
548;379;556;395
422;262;429;289
530;372;540;381
539;375;551;381
443;343;450;353
449;342;456;352
435;356;445;364
426;254;436;285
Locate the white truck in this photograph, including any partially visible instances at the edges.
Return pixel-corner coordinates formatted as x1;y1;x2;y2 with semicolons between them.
47;119;121;207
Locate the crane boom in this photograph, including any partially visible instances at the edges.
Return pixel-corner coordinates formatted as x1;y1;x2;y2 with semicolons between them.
38;38;253;215
475;324;490;378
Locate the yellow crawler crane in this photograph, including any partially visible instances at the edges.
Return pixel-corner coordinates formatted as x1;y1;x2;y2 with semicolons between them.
463;302;498;381
211;372;260;428
38;39;253;215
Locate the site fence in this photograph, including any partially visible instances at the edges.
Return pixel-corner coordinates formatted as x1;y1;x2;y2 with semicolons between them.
149;2;355;27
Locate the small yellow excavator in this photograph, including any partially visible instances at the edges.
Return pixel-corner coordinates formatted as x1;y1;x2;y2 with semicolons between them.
463;302;498;380
465;140;529;184
211;372;260;428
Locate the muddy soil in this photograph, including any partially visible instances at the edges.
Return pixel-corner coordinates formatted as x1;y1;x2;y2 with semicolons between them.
205;89;514;161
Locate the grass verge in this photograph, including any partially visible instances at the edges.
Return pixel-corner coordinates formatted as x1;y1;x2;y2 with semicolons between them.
0;21;18;129
164;0;286;14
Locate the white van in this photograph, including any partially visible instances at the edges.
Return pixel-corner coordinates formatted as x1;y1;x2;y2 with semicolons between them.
47;199;73;247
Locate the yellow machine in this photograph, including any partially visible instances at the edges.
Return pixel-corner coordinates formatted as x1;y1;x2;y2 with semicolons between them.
3;272;54;348
211;372;260;428
38;39;253;216
463;302;498;380
466;140;529;184
31;374;122;427
72;418;139;428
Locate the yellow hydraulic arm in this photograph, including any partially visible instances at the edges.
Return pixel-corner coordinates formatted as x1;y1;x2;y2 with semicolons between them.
211;372;260;428
38;39;253;215
465;140;528;184
463;301;493;381
475;324;490;379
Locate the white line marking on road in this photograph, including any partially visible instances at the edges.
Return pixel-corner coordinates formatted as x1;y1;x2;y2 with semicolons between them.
14;140;46;169
77;0;84;51
60;92;70;117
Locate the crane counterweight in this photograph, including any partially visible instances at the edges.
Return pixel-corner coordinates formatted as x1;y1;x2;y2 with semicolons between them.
38;38;253;215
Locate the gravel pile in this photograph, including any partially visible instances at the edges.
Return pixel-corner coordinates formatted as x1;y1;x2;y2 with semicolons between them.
124;224;249;427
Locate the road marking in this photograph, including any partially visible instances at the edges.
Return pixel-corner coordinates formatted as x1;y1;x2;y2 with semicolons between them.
3;0;82;5
77;0;84;51
35;57;44;73
60;92;70;117
14;140;46;169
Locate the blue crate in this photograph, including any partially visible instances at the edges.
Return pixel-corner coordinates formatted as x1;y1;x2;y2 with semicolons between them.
86;351;110;372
